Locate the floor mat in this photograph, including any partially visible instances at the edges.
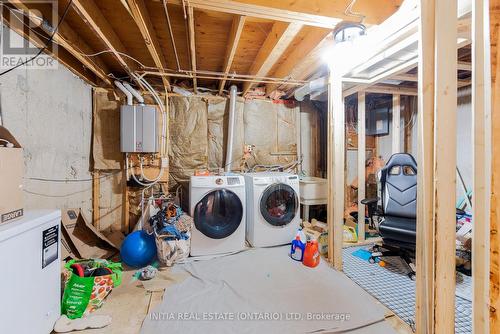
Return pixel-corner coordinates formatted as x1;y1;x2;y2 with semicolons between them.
141;246;397;334
343;245;472;334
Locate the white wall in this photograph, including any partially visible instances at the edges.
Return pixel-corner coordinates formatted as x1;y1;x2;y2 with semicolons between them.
0;25;94;218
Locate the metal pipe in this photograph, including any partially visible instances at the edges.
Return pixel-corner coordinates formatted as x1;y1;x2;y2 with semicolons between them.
294;77;328;101
225;85;237;172
115;81;133;105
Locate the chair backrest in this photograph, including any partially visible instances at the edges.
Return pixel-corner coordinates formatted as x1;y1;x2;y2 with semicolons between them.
379;153;417;218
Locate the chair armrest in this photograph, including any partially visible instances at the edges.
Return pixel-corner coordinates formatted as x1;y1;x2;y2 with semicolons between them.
361;197;379;205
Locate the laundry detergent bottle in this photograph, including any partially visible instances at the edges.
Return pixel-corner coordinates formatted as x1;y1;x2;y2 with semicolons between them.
290;236;305;261
303;240;320;268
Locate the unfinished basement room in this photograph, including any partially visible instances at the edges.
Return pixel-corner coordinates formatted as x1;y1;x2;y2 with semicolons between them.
0;0;499;333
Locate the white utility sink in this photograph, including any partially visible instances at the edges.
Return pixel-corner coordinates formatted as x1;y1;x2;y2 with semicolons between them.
299;176;327;201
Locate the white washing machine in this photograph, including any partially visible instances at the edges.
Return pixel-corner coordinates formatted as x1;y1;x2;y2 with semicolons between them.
189;175;246;256
244;172;300;247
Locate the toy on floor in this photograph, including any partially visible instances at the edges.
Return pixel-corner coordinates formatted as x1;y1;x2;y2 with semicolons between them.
120;230;157;268
351;248;386;267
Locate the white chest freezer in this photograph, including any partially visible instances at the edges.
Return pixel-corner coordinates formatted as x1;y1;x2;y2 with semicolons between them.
0;210;61;334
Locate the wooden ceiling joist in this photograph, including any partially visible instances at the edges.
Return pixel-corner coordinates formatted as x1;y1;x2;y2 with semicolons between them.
218;15;246;95
231;0;403;25
186;6;198;93
167;0;341;29
125;0;171;91
242;21;302;95
72;0;141;86
266;27;331;96
1;8;98;86
7;1;112;86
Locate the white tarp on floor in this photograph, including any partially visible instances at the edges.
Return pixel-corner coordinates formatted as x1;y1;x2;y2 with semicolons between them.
140;246;396;334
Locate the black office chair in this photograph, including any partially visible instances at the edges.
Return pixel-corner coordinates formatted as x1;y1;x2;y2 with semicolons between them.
362;153;418;280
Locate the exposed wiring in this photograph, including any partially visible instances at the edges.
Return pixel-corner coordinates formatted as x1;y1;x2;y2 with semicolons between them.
73;49;149;69
0;0;73;77
25;171;120;183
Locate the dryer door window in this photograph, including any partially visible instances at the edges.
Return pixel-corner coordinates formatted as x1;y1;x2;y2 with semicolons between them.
260;183;298;227
194;189;243;239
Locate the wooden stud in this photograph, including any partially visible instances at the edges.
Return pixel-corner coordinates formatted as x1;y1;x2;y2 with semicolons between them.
218;15;246;95
122;166;130;234
125;0;171;90
357;92;366;242
392;94;401;153
416;1;458;333
327;71;344;270
92;170;101;230
472;1;492;332
490;0;500;330
7;1;112;86
186;6;198;93
242;22;302;95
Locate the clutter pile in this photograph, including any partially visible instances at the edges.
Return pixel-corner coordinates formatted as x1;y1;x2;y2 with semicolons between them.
150;202;193;266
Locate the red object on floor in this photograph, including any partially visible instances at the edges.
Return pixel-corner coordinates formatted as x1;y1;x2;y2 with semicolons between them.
303;240;320;268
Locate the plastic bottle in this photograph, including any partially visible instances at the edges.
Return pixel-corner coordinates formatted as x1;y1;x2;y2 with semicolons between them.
290;236;305;261
303;240;320;268
296;228;307;244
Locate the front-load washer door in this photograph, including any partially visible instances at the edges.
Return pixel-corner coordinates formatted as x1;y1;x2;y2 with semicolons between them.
194;189;243;239
260;183;298;227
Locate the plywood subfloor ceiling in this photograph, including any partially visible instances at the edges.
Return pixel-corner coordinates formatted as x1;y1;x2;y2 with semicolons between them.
2;0;402;97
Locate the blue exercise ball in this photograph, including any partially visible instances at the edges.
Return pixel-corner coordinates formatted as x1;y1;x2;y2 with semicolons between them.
120;230;157;268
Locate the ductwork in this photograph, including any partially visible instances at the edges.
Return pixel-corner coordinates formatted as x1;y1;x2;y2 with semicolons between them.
115;81;133;105
225;85;238;172
123;82;144;104
294;77;328;101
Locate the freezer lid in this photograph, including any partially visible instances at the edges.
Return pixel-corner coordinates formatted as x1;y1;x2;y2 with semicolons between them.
0;210;61;243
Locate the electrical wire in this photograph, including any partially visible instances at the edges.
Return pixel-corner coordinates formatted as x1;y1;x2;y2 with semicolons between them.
25;171;120;183
0;0;73;77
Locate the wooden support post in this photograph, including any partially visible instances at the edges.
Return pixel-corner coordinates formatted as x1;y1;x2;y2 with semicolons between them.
122;165;130;234
327;71;344;270
490;1;500;330
415;1;458;333
357;92;366;242
392;94;401;153
472;1;492;332
187;6;198;93
92;170;100;230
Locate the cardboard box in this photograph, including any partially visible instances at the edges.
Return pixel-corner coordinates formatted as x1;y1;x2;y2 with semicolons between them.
61;209;120;259
0;126;23;224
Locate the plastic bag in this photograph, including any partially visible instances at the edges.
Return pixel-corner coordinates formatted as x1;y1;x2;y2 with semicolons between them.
61;259;122;319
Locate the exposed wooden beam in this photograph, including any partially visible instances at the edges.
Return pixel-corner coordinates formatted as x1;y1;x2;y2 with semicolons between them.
231;0;403;25
357;91;366;243
218;15;246;95
186;6;197;93
472;1;491;332
92;170;100;230
167;0;341;29
6;1;111;86
416;1;458;333
72;0;141;86
125;0;170;90
242;21;302;95
458;60;472;70
1;8;98;86
266;27;331;96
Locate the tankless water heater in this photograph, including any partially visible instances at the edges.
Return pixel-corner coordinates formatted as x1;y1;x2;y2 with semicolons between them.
120;104;159;153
